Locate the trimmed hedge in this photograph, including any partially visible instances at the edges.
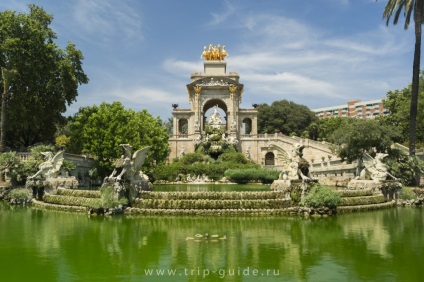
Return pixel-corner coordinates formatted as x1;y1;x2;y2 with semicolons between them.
138;191;286;200
56;188;101;198
224;168;279;184
153;162;260;182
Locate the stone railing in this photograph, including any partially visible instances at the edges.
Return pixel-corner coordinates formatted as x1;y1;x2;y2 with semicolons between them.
310;160;357;187
251;133;335;155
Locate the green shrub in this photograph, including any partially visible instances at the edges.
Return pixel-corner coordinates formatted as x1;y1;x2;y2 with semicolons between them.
399;187;417;200
180;153;205;165
0;152;22;184
224;168;278;184
62;160;76;174
218;152;249;164
152;160;260;182
302;185;341;208
9;188;31;201
100;186;128;208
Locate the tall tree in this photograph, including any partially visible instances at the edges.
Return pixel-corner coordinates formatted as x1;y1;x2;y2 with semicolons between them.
0;5;88;149
382;72;424;146
257;99;318;135
65;102;170;176
380;0;424;156
0;67;17;152
328;118;401;163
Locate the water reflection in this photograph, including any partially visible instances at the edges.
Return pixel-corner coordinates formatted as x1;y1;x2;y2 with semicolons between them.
0;202;423;281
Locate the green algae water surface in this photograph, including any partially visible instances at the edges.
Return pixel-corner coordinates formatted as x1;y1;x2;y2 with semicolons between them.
0;201;423;281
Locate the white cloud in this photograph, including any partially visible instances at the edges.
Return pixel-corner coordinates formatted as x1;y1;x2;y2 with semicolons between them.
72;0;143;46
162;59;201;77
208;0;236;26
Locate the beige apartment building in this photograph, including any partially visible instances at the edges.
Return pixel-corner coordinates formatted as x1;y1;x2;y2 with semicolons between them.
312;99;389;119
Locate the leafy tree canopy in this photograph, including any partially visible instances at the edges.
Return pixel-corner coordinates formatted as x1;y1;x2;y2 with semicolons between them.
328;118;401;163
0;4;88;148
64;102;169;176
382;71;424;148
316;117;349;141
257;99;318;135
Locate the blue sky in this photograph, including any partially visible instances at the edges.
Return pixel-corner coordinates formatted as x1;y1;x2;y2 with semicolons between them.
0;0;417;120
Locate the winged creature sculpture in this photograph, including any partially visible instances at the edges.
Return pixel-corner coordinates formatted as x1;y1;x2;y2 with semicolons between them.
278;143;313;181
29;151;65;179
355;152;397;181
108;144;151;182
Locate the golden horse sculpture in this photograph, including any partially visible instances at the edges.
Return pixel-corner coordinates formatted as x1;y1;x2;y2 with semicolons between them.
201;44;228;61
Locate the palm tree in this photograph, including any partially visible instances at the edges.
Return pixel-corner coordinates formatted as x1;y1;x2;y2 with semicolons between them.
380;0;424;157
0;67;17;152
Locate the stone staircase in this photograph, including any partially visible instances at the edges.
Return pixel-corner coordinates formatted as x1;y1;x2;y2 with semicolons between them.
126;191;292;215
336;189;395;213
31;188;100;212
30;187;396;215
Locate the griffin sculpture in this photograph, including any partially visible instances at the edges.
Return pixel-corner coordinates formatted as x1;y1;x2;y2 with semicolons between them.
107;144;151;182
29;151;64;179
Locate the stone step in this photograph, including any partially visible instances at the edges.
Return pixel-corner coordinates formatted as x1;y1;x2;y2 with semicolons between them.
32;199;89;212
133;198;290;210
43;194;100;208
125;207;304;216
339;195;386;206
56;188;100;198
138;191;286;200
337;201;396;213
337;189;374;197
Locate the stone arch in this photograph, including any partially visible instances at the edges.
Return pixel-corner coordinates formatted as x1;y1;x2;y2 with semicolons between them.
265;152;275;166
202;98;228;114
202;98;228;129
242;118;252;135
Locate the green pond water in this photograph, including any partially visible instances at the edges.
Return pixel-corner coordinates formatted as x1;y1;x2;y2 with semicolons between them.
1;201;423;281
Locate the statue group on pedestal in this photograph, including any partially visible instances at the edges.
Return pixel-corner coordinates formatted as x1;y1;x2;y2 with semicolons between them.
200;44;228;61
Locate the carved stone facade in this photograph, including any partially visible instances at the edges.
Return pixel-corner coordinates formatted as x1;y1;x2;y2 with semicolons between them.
168;48;338;166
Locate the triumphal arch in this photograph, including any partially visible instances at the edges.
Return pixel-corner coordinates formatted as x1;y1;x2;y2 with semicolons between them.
168;45;336;167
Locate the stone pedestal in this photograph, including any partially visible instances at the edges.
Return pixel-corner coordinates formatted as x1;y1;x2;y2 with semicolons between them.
347;179;402;200
101;176;153;204
270;180;292;199
270;179;317;202
26;176;79;200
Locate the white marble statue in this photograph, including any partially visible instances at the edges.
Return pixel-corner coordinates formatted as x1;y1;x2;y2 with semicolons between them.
355;152;397;181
